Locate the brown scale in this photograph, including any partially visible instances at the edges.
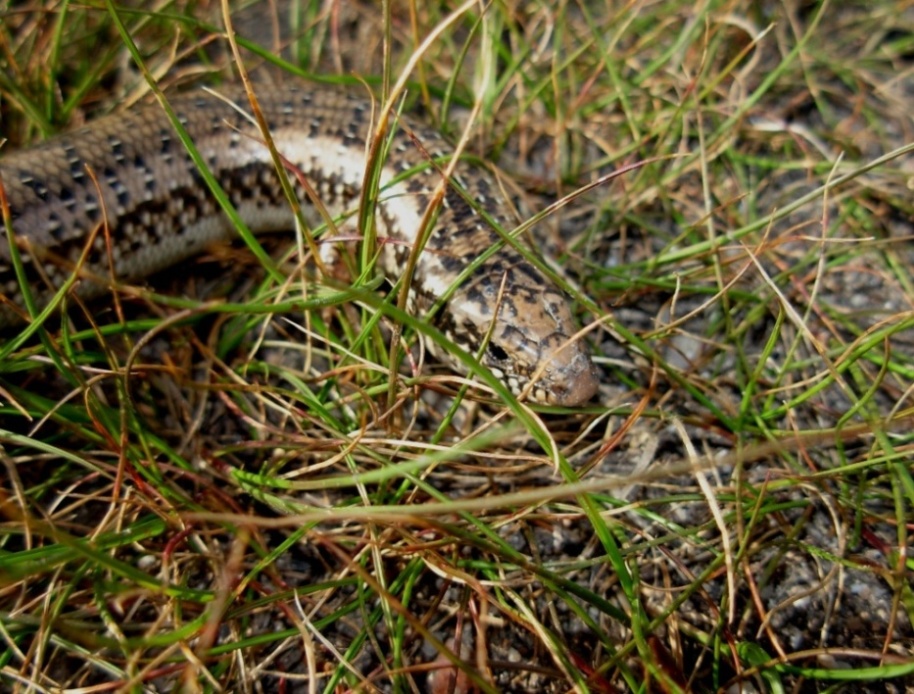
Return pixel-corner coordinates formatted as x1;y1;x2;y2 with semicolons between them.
0;85;598;405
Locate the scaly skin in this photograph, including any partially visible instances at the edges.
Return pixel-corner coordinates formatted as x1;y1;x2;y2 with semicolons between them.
0;85;599;405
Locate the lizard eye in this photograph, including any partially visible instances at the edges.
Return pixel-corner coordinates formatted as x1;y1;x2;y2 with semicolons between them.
486;342;509;362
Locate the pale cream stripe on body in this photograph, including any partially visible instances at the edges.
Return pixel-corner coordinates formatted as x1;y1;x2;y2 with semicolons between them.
0;85;599;406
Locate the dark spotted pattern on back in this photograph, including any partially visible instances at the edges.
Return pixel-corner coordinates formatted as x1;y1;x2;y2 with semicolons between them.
0;85;598;405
